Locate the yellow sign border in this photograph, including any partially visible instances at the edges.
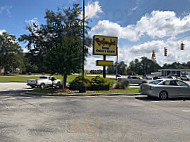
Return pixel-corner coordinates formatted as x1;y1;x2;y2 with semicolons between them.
93;35;118;56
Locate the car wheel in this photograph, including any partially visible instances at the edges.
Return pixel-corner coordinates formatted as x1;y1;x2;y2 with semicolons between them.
40;83;45;89
56;82;61;89
159;91;168;100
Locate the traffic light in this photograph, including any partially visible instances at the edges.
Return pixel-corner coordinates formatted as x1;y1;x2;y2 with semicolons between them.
152;50;155;58
181;42;184;50
164;48;167;56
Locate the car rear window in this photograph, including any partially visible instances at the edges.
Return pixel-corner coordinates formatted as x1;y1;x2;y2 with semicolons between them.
40;76;47;79
149;80;162;85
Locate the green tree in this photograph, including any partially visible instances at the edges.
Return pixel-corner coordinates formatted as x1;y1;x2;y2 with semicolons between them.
107;65;115;74
0;32;24;73
45;37;83;88
117;61;127;75
162;62;188;69
23;53;38;73
107;61;127;75
127;61;136;75
128;57;161;75
19;3;91;88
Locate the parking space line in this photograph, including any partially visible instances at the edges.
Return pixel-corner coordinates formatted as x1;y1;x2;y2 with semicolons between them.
182;110;190;112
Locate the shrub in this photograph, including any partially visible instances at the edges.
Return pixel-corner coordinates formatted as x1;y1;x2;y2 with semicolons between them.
88;76;111;90
69;75;90;90
114;80;129;89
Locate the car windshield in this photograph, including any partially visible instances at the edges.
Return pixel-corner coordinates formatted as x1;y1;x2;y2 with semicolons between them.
149;80;163;85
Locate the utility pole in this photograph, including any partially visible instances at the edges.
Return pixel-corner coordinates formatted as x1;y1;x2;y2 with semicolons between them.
82;0;85;79
79;0;86;93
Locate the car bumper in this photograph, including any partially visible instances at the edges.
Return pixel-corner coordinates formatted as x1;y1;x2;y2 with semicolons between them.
139;89;158;97
27;84;36;87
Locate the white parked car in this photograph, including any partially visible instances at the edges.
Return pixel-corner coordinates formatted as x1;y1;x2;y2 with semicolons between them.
118;76;147;85
27;76;61;89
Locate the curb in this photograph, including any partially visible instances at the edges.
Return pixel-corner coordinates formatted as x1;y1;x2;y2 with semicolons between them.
24;92;140;97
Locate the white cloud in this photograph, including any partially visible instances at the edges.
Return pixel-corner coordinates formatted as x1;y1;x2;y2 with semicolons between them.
85;46;118;70
119;39;190;66
80;1;103;19
0;6;12;15
86;38;190;70
91;11;190;41
25;18;39;26
0;30;6;35
23;48;29;53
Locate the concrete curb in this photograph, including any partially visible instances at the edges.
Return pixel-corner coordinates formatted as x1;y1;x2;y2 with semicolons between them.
25;92;140;97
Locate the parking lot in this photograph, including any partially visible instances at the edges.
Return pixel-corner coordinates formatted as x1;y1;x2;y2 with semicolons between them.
0;83;190;142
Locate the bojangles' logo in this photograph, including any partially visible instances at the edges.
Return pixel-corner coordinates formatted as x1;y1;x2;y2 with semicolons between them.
95;38;116;47
72;116;99;142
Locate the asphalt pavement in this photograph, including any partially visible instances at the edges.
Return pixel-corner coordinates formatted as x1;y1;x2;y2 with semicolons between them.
0;83;190;142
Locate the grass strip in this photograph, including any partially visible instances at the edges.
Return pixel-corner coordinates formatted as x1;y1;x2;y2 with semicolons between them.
29;87;139;95
0;74;117;84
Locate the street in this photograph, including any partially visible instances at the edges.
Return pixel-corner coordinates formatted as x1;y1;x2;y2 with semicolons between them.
0;83;190;142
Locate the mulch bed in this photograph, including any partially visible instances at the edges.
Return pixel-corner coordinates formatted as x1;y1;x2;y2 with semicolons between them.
53;89;74;93
110;88;132;91
53;88;132;93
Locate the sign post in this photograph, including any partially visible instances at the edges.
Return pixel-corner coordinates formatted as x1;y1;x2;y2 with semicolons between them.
103;55;106;78
93;35;118;78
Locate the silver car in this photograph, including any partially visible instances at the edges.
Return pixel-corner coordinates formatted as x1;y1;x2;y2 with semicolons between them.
139;79;190;100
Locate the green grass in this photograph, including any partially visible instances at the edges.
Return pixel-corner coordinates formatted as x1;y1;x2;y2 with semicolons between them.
29;87;139;95
0;75;39;82
0;74;82;83
0;74;118;83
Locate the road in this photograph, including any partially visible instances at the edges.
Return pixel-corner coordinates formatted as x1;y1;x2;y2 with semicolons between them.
0;83;190;142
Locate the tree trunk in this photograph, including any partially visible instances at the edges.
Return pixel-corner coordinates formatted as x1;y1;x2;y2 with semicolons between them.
62;74;67;89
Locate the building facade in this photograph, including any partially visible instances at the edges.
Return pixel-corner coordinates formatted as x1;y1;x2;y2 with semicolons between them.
160;69;190;77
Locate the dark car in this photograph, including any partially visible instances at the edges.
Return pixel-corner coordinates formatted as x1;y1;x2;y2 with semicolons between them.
153;76;162;80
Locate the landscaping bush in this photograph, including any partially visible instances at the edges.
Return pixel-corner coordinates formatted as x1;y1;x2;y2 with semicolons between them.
114;80;129;89
69;75;90;90
69;75;112;91
88;76;111;90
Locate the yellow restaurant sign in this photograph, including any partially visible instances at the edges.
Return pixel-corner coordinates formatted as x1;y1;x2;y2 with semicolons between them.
96;60;113;66
93;35;118;56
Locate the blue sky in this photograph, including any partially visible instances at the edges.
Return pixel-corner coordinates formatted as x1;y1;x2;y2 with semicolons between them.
1;0;190;70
